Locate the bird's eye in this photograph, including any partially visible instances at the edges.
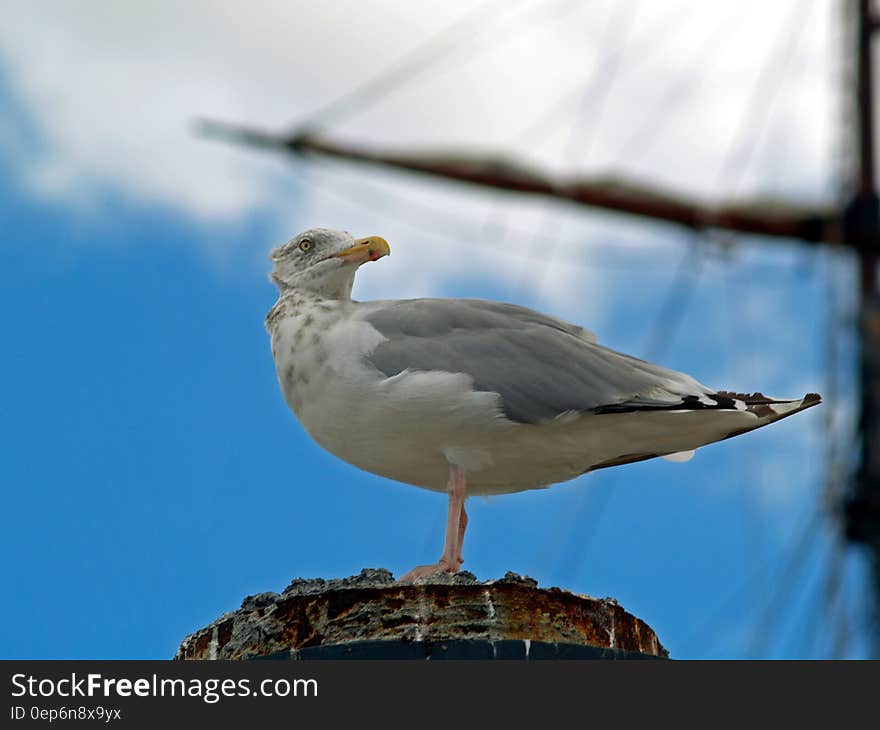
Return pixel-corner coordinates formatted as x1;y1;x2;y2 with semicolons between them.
299;239;313;252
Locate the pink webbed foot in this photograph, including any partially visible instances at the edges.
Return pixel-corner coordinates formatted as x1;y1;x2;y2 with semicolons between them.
397;557;460;584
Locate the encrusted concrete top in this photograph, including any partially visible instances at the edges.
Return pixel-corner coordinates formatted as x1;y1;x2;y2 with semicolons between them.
176;568;667;660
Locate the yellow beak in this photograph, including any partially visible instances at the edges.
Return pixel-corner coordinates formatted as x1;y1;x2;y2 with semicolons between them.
333;235;391;263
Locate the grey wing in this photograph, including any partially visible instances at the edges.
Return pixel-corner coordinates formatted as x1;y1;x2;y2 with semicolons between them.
361;298;714;424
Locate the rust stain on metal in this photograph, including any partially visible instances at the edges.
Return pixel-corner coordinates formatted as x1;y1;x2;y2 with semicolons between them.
176;569;666;660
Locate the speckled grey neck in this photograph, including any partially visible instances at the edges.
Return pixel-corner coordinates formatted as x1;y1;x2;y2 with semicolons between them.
270;259;358;301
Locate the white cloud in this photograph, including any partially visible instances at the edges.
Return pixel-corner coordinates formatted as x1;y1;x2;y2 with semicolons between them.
0;0;834;222
0;0;838;371
0;1;489;218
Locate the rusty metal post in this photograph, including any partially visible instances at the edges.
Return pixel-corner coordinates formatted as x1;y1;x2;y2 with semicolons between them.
176;570;667;660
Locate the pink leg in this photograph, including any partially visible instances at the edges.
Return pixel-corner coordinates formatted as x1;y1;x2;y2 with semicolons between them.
398;464;468;583
457;504;468;566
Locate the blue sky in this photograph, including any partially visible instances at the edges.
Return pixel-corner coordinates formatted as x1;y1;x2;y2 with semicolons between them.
1;0;873;659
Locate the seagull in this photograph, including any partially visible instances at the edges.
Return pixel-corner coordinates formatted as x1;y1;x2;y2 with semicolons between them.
266;228;821;582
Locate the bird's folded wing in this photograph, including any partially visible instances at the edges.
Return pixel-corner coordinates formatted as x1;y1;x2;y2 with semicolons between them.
361;298;713;424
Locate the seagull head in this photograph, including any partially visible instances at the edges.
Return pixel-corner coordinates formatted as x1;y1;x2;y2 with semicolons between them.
269;228;390;298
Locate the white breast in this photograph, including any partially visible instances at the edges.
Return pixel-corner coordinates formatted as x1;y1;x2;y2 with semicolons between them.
271;301;518;492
